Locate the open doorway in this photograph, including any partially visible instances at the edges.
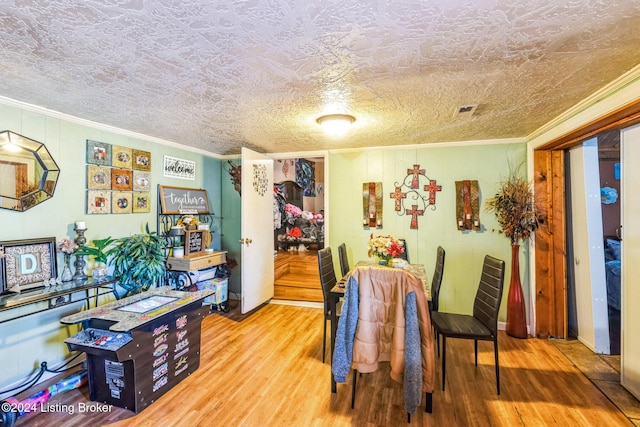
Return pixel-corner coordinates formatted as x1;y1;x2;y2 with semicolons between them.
565;129;621;355
272;156;325;303
598;130;622;355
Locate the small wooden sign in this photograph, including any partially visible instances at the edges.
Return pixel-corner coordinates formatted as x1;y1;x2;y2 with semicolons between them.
185;230;205;256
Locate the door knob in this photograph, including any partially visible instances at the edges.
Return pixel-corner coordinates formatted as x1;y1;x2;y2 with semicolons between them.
239;238;253;246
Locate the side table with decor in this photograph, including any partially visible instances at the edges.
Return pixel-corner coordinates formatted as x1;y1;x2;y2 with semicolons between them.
165;250;230;312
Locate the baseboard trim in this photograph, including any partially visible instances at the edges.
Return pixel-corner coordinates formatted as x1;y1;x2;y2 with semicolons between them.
497;321;532;336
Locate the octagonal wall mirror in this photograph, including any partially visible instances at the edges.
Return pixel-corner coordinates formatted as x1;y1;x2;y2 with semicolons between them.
0;130;60;212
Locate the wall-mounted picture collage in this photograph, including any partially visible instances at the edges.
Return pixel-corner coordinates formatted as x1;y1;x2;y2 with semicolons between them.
85;140;152;214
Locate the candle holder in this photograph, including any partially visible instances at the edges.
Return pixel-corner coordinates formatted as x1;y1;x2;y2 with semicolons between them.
73;226;88;280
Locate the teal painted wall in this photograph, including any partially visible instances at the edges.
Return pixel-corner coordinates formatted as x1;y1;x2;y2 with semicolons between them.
328;143;529;322
220;159;242;296
0;101;221;388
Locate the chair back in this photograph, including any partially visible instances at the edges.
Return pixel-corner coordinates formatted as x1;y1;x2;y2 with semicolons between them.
398;239;409;263
318;247;338;308
338;243;350;277
472;255;506;336
430;246;446;312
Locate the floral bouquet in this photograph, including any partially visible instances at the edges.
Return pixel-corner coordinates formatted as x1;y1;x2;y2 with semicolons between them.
57;237;77;282
367;234;404;265
57;237;78;254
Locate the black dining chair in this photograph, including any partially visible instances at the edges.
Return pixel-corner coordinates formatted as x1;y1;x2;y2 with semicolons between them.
430;255;505;394
337;243;350;278
398;239;409;263
318;247;342;363
429;246;446;355
428;246;446;314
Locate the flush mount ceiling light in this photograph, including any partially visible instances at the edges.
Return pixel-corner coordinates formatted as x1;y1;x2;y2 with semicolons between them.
316;114;356;136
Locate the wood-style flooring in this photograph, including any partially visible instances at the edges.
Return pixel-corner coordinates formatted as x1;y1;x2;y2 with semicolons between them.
14;303;637;426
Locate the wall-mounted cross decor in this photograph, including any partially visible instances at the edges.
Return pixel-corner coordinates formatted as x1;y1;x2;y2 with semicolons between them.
389;164;442;229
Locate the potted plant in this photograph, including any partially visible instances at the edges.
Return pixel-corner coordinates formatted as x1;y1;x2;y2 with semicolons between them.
75;236;115;280
485;169;540;338
107;224;167;298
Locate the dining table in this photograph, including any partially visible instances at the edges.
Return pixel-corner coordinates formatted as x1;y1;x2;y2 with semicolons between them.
329;261;431;393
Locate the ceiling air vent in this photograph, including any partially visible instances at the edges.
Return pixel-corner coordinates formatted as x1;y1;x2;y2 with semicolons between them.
453;104;478;118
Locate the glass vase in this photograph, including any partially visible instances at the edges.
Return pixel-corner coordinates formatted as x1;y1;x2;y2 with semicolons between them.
61;253;73;282
378;255;392;266
92;262;108;281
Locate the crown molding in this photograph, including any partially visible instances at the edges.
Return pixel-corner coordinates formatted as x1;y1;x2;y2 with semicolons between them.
527;64;640;143
0;95;223;159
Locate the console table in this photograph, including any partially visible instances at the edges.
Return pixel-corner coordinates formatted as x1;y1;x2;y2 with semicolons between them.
0;277;116;324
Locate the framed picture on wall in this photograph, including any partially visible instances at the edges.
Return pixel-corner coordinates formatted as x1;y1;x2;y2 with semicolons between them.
0;237;57;293
133;171;151;192
86;140;112;166
87;190;111;214
87;165;112;190
112;145;133;169
112;191;133;214
133;192;151;213
132;149;151;171
111;168;133;191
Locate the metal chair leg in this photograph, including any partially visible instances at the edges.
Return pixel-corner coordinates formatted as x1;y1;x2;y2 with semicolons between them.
474;339;478;366
351;369;357;408
322;319;327;363
425;392;433;413
494;339;500;395
441;336;447;391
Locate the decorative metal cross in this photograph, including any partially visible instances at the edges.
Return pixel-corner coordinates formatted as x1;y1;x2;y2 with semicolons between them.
389;163;441;230
407;164;425;189
405;204;424;229
390;186;406;211
424;180;442;205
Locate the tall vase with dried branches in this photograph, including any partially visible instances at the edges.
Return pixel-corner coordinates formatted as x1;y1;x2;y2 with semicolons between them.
486;171;539;338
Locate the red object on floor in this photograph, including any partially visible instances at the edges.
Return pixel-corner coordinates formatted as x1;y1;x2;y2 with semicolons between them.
506;244;528;338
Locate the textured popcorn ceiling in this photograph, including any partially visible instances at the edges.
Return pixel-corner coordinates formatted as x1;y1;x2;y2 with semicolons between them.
1;1;640;155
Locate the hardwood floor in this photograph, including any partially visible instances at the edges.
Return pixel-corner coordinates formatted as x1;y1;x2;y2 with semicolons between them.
14;303;635;426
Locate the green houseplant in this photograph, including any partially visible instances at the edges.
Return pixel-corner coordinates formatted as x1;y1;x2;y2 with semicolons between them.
485;169;540;338
75;236;115;279
107;224;167;297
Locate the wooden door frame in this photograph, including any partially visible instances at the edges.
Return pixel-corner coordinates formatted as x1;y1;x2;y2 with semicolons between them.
533;99;640;338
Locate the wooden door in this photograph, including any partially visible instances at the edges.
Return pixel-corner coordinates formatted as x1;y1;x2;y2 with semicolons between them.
240;147;274;313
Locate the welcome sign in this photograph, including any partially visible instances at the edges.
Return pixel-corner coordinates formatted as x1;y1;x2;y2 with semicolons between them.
163;156;196;180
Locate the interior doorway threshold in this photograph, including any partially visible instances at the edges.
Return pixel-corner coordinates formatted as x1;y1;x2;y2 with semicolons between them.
270;299;323;309
552;338;640;423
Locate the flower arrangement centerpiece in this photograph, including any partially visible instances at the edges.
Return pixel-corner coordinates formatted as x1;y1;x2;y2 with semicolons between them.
367;234;405;266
